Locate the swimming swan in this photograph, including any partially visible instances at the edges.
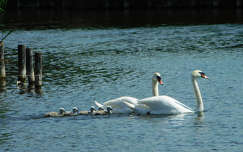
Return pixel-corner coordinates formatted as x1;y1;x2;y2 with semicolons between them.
78;106;96;115
94;72;164;114
94;96;138;114
94;106;113;115
63;107;79;116
78;106;112;115
44;107;66;117
124;70;208;115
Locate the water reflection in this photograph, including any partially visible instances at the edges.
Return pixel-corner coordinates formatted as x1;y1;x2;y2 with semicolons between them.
0;132;11;145
16;83;43;96
0;87;6;93
191;112;206;135
137;113;189;126
136;112;205;129
0;98;11;147
195;111;205;124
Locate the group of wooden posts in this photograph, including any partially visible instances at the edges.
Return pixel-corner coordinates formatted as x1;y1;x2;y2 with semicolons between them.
0;41;42;88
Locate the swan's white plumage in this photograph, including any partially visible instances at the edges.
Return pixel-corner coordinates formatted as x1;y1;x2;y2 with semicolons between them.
95;96;138;114
127;70;208;115
132;96;193;115
94;72;163;114
95;70;207;115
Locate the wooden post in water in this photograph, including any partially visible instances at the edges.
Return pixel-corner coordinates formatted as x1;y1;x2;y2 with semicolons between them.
18;45;26;84
34;52;42;88
0;41;6;87
26;48;35;87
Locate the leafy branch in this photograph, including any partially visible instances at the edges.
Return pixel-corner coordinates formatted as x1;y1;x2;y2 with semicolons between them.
1;30;13;41
0;0;8;14
0;0;11;41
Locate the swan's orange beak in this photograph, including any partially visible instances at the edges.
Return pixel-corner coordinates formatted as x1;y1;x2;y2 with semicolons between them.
157;76;163;85
159;80;164;85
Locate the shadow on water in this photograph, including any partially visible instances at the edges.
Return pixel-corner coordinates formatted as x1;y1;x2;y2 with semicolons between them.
1;9;243;29
15;83;43;97
8;112;131;122
4;110;203;122
195;111;205;123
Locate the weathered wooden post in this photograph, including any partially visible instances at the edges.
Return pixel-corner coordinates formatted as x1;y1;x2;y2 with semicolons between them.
34;52;42;88
18;45;26;84
0;41;6;87
26;48;35;87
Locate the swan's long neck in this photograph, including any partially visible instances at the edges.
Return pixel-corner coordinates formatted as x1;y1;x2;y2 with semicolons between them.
192;77;204;112
152;80;159;96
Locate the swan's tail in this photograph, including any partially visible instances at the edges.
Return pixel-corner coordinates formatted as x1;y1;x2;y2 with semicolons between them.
124;101;136;110
94;101;105;110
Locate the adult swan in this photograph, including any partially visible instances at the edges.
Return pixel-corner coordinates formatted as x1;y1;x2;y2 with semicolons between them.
94;72;164;114
125;70;208;115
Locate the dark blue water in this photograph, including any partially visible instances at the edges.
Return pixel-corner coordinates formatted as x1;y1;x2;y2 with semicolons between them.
1;11;243;152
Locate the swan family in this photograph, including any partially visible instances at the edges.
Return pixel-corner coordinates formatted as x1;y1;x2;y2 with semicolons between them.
44;106;113;117
44;70;208;117
94;72;163;113
95;70;208;115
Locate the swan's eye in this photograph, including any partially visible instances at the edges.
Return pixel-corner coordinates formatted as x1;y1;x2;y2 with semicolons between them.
156;76;164;84
199;72;205;76
199;72;208;79
156;76;161;81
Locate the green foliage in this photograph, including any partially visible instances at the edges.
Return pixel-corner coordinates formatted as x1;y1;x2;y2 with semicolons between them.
0;0;8;13
0;0;10;41
1;30;13;41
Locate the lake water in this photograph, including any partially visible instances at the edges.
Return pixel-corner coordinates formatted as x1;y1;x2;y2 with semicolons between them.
1;10;243;152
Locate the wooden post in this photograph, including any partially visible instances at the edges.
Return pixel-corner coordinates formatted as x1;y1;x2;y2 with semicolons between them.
0;41;6;87
34;52;42;88
18;45;26;84
26;48;35;86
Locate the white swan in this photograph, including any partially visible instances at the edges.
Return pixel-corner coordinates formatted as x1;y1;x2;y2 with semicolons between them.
124;70;208;115
94;96;138;114
94;72;164;114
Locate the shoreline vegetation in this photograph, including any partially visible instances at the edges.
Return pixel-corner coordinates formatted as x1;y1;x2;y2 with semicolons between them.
1;0;12;46
0;0;7;13
1;1;242;36
4;0;243;11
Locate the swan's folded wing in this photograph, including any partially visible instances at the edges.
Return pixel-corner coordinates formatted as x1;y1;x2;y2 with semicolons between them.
139;97;172;112
123;101;135;110
124;101;151;114
94;101;104;108
167;97;193;111
138;96;193;114
104;96;138;105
